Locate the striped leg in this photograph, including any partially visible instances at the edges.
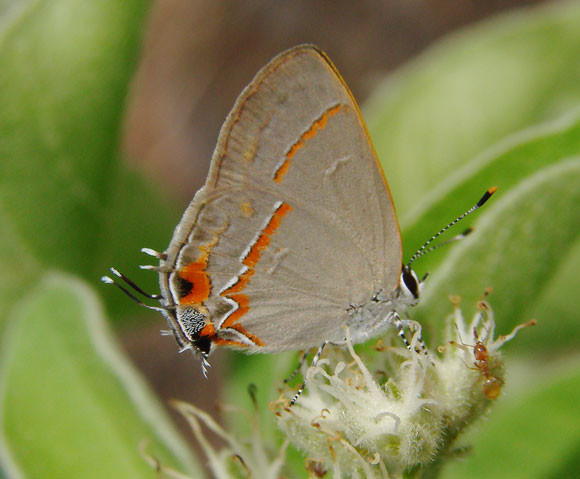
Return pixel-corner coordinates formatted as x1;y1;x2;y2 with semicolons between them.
392;312;413;351
414;325;434;365
290;341;328;406
284;349;311;384
393;313;434;365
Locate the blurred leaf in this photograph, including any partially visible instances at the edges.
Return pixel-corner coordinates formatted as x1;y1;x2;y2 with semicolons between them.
519;236;580;351
223;351;295;443
0;0;177;324
96;166;181;322
366;0;580;218
441;358;580;479
0;273;202;478
401;111;580;260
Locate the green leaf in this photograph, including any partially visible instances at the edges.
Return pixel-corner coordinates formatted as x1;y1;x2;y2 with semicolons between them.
441;358;580;479
408;116;580;350
0;273;202;478
366;0;580;218
0;0;178;324
520;236;580;351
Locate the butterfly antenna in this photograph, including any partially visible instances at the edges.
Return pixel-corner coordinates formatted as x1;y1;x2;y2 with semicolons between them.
101;268;169;313
407;187;497;268
109;267;162;300
414;226;473;258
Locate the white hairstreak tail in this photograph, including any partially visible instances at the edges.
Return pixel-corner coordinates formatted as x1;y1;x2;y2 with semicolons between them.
103;44;496;404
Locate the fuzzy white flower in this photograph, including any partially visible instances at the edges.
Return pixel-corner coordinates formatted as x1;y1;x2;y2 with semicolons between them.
274;298;536;478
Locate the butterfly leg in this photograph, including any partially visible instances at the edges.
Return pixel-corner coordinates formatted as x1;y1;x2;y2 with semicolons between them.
392;312;412;351
414;326;434;366
284;348;311;384
393;313;434;365
290;341;328;406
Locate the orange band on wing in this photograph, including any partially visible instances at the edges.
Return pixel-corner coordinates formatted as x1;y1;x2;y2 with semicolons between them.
218;202;292;346
243;202;292;269
274;104;342;183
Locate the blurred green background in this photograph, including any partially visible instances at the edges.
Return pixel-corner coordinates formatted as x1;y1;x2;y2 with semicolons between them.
0;0;579;477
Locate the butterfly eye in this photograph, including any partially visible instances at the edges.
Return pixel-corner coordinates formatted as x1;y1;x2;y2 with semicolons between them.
401;266;420;299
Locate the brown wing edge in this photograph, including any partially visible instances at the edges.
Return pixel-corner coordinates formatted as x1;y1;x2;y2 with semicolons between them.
310;45;403;279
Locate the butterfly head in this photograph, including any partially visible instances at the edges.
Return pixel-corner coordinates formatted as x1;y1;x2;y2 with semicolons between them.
399;265;423;307
400;187;498;307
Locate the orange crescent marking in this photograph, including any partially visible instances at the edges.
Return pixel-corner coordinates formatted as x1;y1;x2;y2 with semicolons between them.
198;321;250;348
221;293;263;346
222;293;250;326
178;259;210;304
178;240;217;305
274;104;343;183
